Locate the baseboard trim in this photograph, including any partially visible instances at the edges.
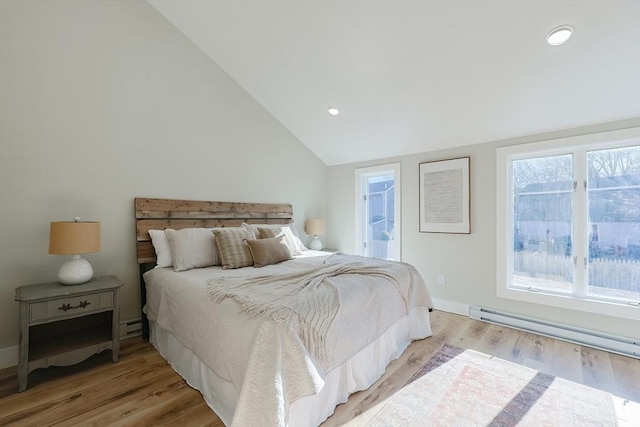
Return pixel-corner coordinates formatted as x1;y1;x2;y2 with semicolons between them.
0;346;18;370
431;298;469;316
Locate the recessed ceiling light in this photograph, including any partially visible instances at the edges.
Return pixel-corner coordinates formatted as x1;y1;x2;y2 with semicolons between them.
328;107;340;116
546;25;574;46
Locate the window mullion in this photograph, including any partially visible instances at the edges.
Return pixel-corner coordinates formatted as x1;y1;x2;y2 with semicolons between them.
573;149;587;297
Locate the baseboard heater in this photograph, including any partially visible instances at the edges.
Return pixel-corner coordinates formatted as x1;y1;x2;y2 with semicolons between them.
119;318;143;340
469;306;639;359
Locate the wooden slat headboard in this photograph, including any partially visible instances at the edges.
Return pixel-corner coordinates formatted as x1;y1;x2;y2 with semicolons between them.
135;197;294;264
135;197;294;339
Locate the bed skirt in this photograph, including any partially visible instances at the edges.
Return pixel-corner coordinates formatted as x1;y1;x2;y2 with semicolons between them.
149;306;432;426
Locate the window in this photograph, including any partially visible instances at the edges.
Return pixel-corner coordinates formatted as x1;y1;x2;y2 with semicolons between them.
355;163;401;260
497;128;640;319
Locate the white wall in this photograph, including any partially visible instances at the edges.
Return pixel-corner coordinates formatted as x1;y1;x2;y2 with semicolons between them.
0;0;327;356
327;118;640;341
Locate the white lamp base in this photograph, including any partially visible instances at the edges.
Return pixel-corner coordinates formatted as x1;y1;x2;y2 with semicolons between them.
310;236;323;251
58;255;94;285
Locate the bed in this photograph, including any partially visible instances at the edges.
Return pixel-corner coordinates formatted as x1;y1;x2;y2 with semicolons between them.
135;198;434;426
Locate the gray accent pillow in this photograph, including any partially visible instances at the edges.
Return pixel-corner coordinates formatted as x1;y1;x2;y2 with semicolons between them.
246;236;292;267
213;227;255;269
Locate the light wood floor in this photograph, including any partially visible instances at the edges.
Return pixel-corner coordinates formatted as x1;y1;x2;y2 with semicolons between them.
1;311;638;426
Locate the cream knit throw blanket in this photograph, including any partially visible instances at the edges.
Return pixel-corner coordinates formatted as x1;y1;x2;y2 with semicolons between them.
208;254;418;367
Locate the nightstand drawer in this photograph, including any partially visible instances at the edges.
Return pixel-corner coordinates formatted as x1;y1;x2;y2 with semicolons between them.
30;291;114;323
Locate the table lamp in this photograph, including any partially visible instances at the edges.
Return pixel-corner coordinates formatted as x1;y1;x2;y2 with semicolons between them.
305;219;326;250
49;217;101;285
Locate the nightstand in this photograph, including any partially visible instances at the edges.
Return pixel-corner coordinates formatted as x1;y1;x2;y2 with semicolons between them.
15;275;123;392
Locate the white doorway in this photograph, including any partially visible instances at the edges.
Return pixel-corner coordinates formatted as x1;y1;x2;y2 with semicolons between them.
355;163;401;260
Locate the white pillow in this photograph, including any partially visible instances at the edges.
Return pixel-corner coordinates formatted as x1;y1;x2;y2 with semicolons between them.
165;228;219;272
149;229;172;268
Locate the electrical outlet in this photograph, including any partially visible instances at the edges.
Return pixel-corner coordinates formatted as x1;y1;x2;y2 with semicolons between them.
438;274;446;285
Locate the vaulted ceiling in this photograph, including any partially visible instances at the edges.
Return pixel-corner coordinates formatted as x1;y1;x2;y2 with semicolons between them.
148;0;640;165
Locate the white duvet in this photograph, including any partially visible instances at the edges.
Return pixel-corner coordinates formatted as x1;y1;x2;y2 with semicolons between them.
144;252;433;426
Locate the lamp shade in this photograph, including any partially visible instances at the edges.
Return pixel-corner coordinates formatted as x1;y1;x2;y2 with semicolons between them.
49;220;100;255
305;219;326;236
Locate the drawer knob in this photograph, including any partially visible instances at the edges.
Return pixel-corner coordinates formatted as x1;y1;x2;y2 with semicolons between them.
58;300;91;312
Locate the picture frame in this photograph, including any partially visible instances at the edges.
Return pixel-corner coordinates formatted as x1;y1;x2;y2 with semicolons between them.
419;156;470;234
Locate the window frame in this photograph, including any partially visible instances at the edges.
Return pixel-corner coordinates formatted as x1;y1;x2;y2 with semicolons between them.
496;127;640;320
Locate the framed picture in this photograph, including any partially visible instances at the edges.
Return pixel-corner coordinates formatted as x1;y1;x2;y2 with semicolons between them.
419;157;470;234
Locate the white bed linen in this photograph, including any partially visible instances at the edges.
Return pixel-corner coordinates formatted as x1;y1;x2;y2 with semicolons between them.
144;251;433;426
150;307;431;426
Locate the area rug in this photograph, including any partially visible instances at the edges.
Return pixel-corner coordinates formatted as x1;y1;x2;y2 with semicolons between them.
360;343;638;427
